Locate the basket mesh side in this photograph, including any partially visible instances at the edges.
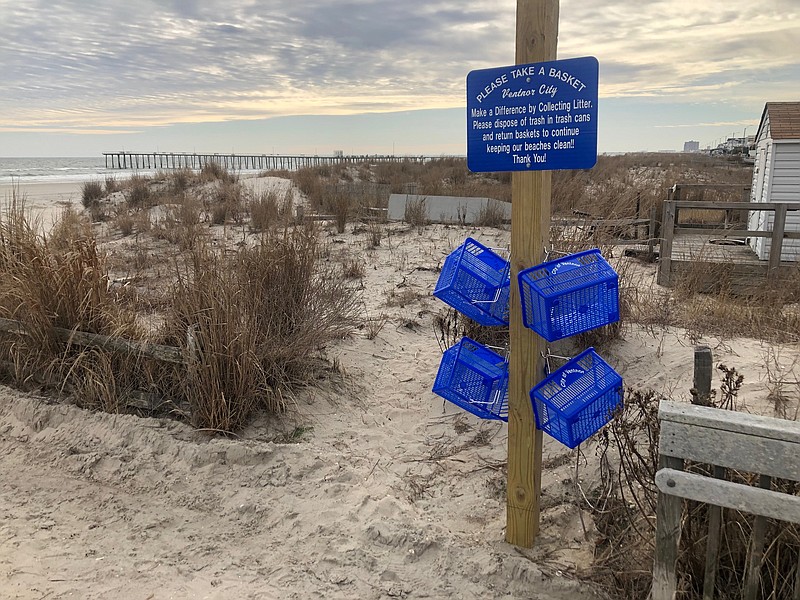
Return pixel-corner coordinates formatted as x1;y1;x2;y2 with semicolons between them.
519;250;619;341
530;349;623;447
433;338;508;421
434;239;510;326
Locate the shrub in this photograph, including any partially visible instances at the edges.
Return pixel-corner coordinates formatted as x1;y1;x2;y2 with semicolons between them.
0;200;140;390
342;258;365;279
330;191;351;233
170;168;194;194
127;174;152;208
249;191;280;231
475;199;508;228
165;226;361;431
114;210;135;236
200;161;235;184
81;180;104;209
367;220;383;248
211;181;243;225
104;176;118;195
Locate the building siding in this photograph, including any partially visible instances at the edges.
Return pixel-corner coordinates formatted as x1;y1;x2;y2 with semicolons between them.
750;141;800;261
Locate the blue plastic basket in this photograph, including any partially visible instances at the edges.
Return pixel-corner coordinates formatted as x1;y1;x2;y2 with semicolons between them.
518;248;619;342
433;238;510;326
530;348;622;448
432;337;508;421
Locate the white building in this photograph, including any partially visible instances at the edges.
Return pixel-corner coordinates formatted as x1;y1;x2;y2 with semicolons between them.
748;102;800;261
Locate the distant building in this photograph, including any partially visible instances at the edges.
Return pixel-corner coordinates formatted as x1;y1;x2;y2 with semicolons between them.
683;140;700;153
748;102;800;261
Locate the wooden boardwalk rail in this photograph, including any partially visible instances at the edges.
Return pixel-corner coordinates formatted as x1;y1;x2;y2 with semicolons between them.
102;152;457;171
653;400;800;600
658;192;800;287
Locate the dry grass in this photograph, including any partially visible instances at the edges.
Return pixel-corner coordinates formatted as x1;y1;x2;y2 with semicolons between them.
152;195;204;251
0;196;142;394
342;257;365;279
199;162;236;184
126;174;153;208
210;181;244;225
404;196;427;227
249;190;292;231
1;189;362;432
475;199;508;228
367;220;383;247
81;180;104;209
104;175;119;195
433;307;509;352
164;227;361;430
363;313;389;340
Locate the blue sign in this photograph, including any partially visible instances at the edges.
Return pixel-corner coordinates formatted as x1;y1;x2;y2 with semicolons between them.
466;56;598;172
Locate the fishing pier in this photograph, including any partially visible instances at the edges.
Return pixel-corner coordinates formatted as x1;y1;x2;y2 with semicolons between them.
102;152;450;171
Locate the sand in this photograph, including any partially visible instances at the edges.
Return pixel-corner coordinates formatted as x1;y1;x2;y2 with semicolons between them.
0;181;83;229
1;185;798;598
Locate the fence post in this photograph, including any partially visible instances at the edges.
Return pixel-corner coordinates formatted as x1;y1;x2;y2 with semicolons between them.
653;454;685;600
692;345;713;405
657;187;677;286
743;474;773;600
768;203;787;279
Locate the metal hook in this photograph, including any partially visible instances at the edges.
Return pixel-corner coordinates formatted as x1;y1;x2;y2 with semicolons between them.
543;244;573;262
541;348;572;376
487;343;511;363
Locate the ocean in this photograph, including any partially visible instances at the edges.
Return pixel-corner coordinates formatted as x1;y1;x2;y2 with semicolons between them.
0;156;140;186
0;156;280;186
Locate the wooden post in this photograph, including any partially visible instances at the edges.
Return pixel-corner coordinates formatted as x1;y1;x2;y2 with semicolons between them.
652;455;685;600
702;465;725;600
657;187;677;286
506;0;558;548
743;474;772;600
648;205;658;260
692;345;713;405
768;203;787;279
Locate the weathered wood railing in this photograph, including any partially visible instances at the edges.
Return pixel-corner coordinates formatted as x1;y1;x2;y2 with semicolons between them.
0;316;187;411
658;193;800;286
652;400;800;600
0;317;184;364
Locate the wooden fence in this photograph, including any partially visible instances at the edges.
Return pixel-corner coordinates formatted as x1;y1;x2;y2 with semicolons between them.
658;193;800;287
0;317;183;364
0;317;186;411
653;397;800;599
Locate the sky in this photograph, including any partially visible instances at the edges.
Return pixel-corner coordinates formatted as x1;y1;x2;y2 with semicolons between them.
0;0;798;157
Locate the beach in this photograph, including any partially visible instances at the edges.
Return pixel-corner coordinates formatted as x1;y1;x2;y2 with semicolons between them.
0;160;797;598
0;180;84;226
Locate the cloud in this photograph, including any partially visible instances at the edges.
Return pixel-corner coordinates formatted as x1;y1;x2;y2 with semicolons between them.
0;0;796;135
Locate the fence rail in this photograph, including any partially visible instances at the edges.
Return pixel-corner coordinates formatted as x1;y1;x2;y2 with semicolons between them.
653;390;800;600
657;187;800;286
0;317;184;364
